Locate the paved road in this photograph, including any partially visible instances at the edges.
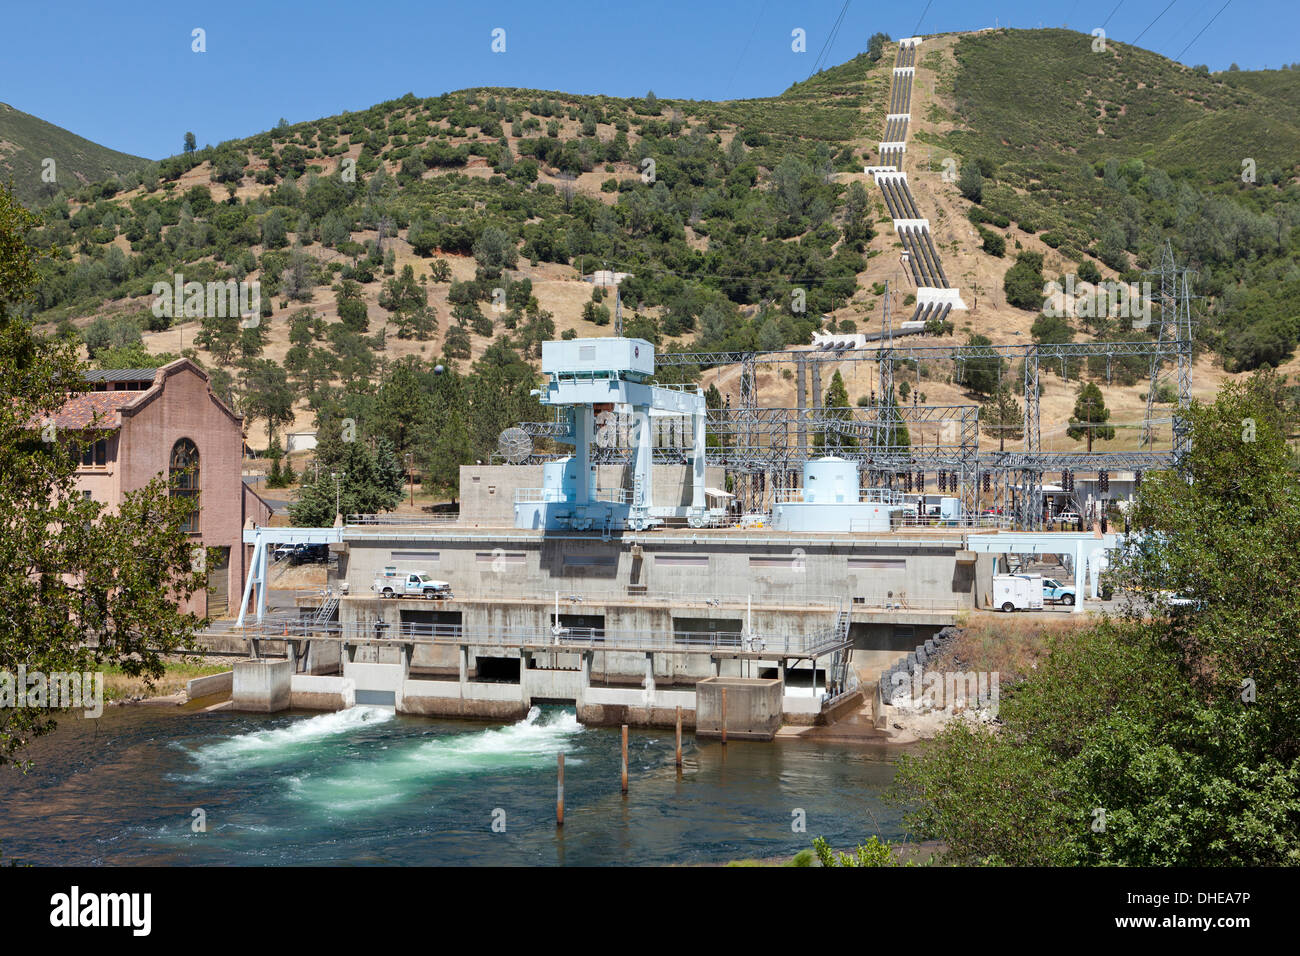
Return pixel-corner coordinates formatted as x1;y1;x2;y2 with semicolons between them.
242;475;291;514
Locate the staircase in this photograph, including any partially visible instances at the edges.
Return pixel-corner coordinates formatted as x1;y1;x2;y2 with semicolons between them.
827;608;854;700
313;589;339;625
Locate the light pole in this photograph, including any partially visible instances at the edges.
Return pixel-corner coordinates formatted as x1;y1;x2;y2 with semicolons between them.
331;471;345;522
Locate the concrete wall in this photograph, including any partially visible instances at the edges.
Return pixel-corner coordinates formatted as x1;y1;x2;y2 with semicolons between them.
290;675;356;710
185;670;233;700
695;677;783;740
231;659;292;712
340;532;975;611
458;463;725;526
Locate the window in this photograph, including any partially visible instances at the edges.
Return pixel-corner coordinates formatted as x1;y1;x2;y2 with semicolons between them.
79;438;109;468
654;554;709;568
391;550;439;562
848;558;906;571
170;438;200;533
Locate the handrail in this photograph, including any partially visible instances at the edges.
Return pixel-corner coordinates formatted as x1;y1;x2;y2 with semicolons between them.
347;513;460;525
242;618;847;657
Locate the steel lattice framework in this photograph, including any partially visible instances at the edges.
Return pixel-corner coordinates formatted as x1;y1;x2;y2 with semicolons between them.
516;253;1197;529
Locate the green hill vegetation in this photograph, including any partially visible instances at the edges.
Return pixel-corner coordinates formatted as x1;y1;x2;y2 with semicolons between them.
0;102;151;204
8;27;1300;475
926;29;1300;371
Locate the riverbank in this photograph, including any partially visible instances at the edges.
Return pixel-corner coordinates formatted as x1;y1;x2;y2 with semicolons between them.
103;656;242;704
874;615;1093;742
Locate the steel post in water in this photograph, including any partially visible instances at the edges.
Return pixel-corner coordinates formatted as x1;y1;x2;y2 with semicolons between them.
721;687;728;745
675;706;682;770
557;753;565;827
621;724;629;794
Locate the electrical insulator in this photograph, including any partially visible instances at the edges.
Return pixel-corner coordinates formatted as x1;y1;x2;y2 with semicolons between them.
903;472;912;492
916;471;924;491
1134;470;1142;490
1099;470;1109;494
1061;471;1070;493
982;471;991;493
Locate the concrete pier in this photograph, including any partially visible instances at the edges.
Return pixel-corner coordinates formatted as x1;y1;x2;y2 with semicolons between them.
695;677;783;741
232;659;292;712
227;642;848;735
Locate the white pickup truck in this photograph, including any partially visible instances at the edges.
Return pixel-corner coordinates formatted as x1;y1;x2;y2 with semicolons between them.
373;570;453;599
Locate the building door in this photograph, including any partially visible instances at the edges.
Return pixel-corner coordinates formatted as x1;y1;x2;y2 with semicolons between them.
207;547;230;616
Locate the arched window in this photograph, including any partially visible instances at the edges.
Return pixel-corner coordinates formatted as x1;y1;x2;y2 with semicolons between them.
170;438;200;533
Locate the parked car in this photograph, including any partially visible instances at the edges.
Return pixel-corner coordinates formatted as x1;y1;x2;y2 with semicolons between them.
290;543;328;565
1054;512;1080;525
272;544;295;562
373;569;453;599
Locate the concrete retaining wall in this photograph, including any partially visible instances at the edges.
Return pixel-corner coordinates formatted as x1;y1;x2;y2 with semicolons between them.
874;624;961;728
290;675;356;710
400;678;530;720
186;670;233;700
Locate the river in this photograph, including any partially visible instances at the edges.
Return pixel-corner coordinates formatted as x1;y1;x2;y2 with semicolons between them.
0;704;903;866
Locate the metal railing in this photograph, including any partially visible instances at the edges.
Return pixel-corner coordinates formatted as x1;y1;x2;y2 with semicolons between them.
890;512;1015;530
347;513;460;525
337;585;968;614
773;487;905;505
240;618;848;657
514;488;632;504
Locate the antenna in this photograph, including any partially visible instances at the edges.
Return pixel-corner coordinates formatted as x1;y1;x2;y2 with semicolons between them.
497;427;533;464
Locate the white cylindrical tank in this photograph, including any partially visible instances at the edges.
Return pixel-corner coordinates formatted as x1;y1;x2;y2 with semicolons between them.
802;456;859;504
542;457;579;501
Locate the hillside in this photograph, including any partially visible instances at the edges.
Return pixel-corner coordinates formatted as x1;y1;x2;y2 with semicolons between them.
12;27;1300;464
0;102;151;205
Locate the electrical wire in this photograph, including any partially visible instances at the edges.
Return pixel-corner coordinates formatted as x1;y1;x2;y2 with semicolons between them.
912;0;935;37
809;0;853;78
1132;0;1180;46
1175;0;1232;61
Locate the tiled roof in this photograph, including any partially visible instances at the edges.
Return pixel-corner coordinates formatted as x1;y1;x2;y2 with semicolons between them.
43;391;141;430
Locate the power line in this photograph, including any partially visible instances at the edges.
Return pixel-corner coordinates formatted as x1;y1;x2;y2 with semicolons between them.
809;0;853;78
913;0;935;37
1175;0;1232;61
1102;1;1124;28
1132;0;1179;46
722;0;771;99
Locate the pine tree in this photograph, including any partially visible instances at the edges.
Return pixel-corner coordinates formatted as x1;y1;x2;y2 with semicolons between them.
981;381;1025;451
1067;382;1115;452
816;371;857;451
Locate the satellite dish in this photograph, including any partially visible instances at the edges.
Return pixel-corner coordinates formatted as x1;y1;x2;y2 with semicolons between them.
433;364;445;375
498;427;533;464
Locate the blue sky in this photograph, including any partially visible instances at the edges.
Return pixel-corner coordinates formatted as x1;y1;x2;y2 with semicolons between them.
3;0;1293;160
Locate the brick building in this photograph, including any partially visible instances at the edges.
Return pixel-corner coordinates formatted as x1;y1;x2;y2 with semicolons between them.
53;358;271;616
